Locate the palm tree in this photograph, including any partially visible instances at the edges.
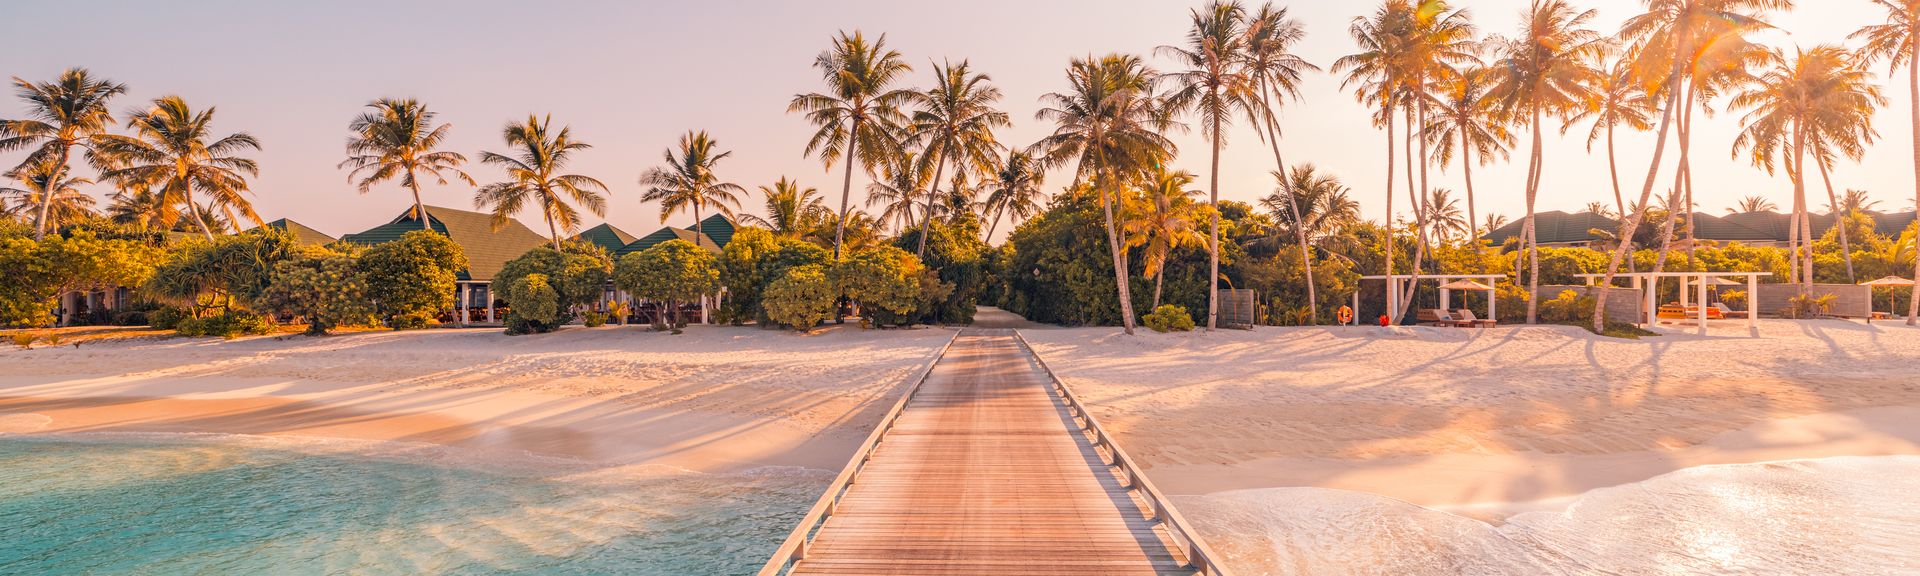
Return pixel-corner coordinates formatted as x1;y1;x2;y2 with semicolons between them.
1593;0;1789;333
106;184;173;230
1335;1;1411;323
1160;0;1257;331
94;96;261;242
980;151;1047;240
1835;188;1880;214
1857;0;1920;324
0;68;126;240
1426;188;1468;244
743;177;828;239
473;115;608;249
865;151;932;233
1729;195;1779;213
1566;56;1657;228
1487;0;1604;324
1424;64;1513;245
790;31;915;260
1245;2;1324;323
1732;45;1883;290
1483;213;1510;234
1124;167;1208;308
1396;1;1477;289
1033;54;1177;335
339;98;474;231
909;59;1008;257
1;162;96;228
1262;165;1361;252
640;130;745;244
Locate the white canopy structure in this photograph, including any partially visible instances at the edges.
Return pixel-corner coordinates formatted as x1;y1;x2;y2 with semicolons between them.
1575;271;1772;333
1357;274;1505;326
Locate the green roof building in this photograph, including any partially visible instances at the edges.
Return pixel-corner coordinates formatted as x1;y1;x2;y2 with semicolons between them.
616;226;722;258
340;205;551;326
685;214;737;248
1481;210;1918;249
571;223;638;255
260;218;337;246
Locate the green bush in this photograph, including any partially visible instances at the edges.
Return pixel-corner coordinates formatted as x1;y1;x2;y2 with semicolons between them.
581;311;607;328
1781;293;1837;319
1721;289;1748;309
360;230;466;329
495;246;612;334
176;311;272;339
389;312;433;330
764;265;835;332
148;307;188;330
503;273;561;335
1538;289;1596;325
615;239;719;330
1142;304;1195;333
260;247;375;335
830;246;923;327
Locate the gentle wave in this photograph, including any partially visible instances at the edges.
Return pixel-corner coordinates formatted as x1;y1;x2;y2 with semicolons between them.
1176;456;1920;575
0;433;831;575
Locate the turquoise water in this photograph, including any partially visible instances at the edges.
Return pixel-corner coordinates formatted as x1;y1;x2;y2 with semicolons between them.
0;435;828;575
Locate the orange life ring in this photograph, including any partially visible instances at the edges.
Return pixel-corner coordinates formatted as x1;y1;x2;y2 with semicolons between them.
1337;306;1354;325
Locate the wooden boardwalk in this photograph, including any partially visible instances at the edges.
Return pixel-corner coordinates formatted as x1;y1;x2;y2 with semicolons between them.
761;330;1223;576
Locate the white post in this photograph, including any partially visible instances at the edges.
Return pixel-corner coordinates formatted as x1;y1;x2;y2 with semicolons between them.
1352;291;1361;325
457;283;469;328
485;283;496;324
1441;287;1453;312
1747;275;1759;330
1679;278;1690;309
1646;277;1658;326
1487;288;1496;323
1697;275;1709;335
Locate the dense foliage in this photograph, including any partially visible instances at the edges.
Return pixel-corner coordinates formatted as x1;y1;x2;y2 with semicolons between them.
259;245;375;335
763;264;835;332
615;239;720;331
494;244;611;334
831;245;925;327
359;230;467;329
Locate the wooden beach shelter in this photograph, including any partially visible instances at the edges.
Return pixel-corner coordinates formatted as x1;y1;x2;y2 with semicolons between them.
1577;271;1771;334
1357;274;1504;325
1860;276;1916;321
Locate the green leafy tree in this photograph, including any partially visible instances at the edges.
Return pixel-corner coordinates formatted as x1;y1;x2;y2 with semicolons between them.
144;227;298;317
261;246;375;335
0;231;160;327
359;230;466;329
493;245;611;334
715;227;781;324
764;264;835;332
615;239;719;331
893;214;989;325
830;246;923;326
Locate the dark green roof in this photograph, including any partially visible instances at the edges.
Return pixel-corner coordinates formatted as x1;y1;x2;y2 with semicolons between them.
684;214;737;247
262;218;337;245
1482;211;1615;245
340;205;551;282
616;226;721;257
1689;213;1776;242
1482;210;1920;246
571;223;637;254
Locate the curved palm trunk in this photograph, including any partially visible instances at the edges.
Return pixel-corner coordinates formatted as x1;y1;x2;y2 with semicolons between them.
1605;123;1636;274
1259;77;1316;325
32;145;73;241
918;148;949;259
1095;146;1137;335
1383;105;1398;325
1461;129;1486;274
695;202;705;252
1523;103;1545;325
985;202;1006;241
1594;34;1688;333
1794;126;1815;291
1652;92;1696;277
1207;112;1222;331
1816;156;1855;282
1398;98;1432;321
407;167;430;231
544;198;562;250
834;117;862;261
180;170;217;243
1682;103;1699;259
1909;41;1920;326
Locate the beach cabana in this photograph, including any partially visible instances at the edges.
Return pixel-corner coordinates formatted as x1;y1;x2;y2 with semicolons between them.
341;205;551;326
1860;276;1915;322
1356;274;1504;326
1577;271;1770;333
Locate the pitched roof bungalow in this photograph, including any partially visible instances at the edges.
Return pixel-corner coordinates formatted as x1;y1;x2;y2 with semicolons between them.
615;226;722;258
684;214;738;248
340;205;551;325
1482;210;1919;248
260;218;337;246
571;222;638;256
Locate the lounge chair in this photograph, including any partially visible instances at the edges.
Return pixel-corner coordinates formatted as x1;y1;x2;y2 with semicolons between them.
1711;302;1746;319
1453;309;1498;327
1416;309;1473;328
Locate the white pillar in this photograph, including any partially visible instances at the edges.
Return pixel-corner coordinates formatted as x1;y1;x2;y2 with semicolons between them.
457;283;470;327
1386;278;1398;326
1487;288;1496;323
1747;275;1759;330
1352;291;1361;325
1679;278;1690;309
1697;276;1710;335
1441;288;1453;312
485;283;496;323
1646;278;1658;326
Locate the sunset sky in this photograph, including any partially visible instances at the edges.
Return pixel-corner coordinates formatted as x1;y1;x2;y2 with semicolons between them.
1;0;1909;241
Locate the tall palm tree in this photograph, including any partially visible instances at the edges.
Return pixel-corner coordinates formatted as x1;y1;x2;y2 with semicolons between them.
865;150;932;233
1593;0;1789;333
1336;1;1412;323
1810;136;1875;281
1487;0;1604;324
790;31;915;260
1260;165;1362;257
1;162;96;228
1729;195;1779;213
1732;45;1883;290
1566;56;1657;228
981;151;1047;240
1585;201;1618;218
743;177;827;239
0;68;126;240
1483;213;1510;234
1426;188;1468;244
1161;0;1257;330
339;98;474;231
1395;1;1477;292
1423;63;1513;245
1033;54;1177;335
909;59;1008;257
1124;167;1208;308
473;115;608;249
94;96;261;242
1835;188;1880;214
640;130;745;244
1857;0;1920;324
1245;2;1323;323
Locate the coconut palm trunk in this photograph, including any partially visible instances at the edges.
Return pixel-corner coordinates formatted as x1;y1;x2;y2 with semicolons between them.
1461;128;1485;272
1523;102;1545;324
1910;40;1920;326
32;146;72;240
1816;156;1856;282
834;117;862;261
1094;141;1137;334
1603;121;1637;273
1207;112;1222;331
1382;103;1398;325
918;150;948;258
1593;31;1688;334
1258;77;1316;324
1652;91;1697;276
407;167;430;230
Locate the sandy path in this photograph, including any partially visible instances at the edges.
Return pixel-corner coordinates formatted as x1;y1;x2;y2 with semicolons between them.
0;324;955;472
1022;320;1920;512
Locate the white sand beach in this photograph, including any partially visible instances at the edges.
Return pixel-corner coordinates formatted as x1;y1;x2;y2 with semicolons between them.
0;325;955;472
1021;320;1920;516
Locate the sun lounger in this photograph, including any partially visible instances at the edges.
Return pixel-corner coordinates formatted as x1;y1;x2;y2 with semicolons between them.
1417;309;1474;328
1452;309;1498;327
1711;302;1746;319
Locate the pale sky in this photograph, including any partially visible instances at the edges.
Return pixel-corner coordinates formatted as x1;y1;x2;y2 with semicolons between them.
0;0;1909;242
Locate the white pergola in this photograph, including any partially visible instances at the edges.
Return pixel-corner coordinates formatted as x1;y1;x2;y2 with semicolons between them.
1575;271;1773;333
1357;274;1505;326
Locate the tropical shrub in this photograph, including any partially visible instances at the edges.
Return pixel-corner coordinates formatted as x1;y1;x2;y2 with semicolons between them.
1538;289;1596;325
763;265;834;332
359;230;466;329
894;215;988;325
148;306;188;330
831;246;923;327
175;310;272;339
1720;289;1748;309
715;227;779;324
495;246;612;334
1142;304;1195;333
581;311;607;327
0;231;164;327
615;239;719;331
259;247;375;335
1780;293;1837;319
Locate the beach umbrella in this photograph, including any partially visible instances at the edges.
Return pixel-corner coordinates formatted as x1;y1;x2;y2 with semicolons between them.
1437;279;1494;291
1701;276;1741;286
1859;276;1915;319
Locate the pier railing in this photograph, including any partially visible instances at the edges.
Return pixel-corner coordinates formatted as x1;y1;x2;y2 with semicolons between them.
756;330;959;576
1012;330;1236;576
